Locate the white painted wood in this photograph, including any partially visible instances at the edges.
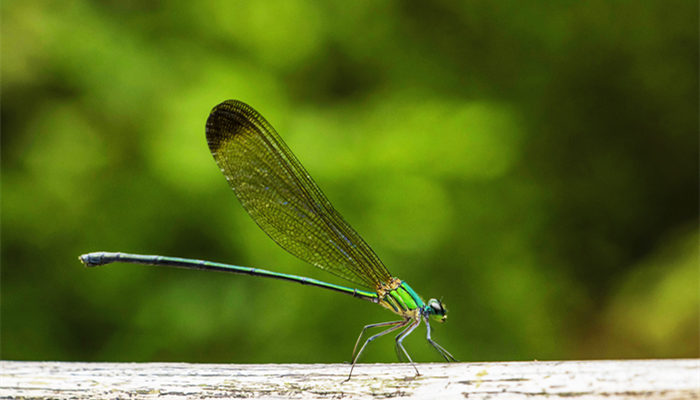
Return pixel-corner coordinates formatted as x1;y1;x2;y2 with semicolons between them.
1;359;698;399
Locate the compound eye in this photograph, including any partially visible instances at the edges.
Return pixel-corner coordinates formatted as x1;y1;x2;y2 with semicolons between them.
428;299;445;315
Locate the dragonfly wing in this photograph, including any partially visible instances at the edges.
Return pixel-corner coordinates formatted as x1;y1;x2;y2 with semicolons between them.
205;100;392;290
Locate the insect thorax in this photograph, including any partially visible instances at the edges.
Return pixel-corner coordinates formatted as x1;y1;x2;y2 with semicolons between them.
377;279;426;318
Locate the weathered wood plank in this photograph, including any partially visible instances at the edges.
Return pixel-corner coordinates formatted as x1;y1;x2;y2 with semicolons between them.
1;359;698;399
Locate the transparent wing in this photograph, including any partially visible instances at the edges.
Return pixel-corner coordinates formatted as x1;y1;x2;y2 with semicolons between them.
205;100;392;289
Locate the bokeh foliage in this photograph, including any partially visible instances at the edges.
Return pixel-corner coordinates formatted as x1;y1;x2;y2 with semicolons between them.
2;1;698;363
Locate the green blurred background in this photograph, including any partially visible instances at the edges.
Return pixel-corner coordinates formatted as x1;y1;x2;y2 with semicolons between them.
2;1;698;364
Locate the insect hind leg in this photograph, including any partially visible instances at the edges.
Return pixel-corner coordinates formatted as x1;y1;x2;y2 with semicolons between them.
349;320;404;362
345;319;409;381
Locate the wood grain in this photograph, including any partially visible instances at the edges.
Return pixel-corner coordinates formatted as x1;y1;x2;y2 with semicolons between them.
1;359;698;399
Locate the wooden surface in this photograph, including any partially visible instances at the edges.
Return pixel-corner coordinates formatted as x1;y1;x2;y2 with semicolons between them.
1;359;698;399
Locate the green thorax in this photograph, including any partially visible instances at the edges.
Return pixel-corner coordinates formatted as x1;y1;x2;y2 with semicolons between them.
378;280;425;317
